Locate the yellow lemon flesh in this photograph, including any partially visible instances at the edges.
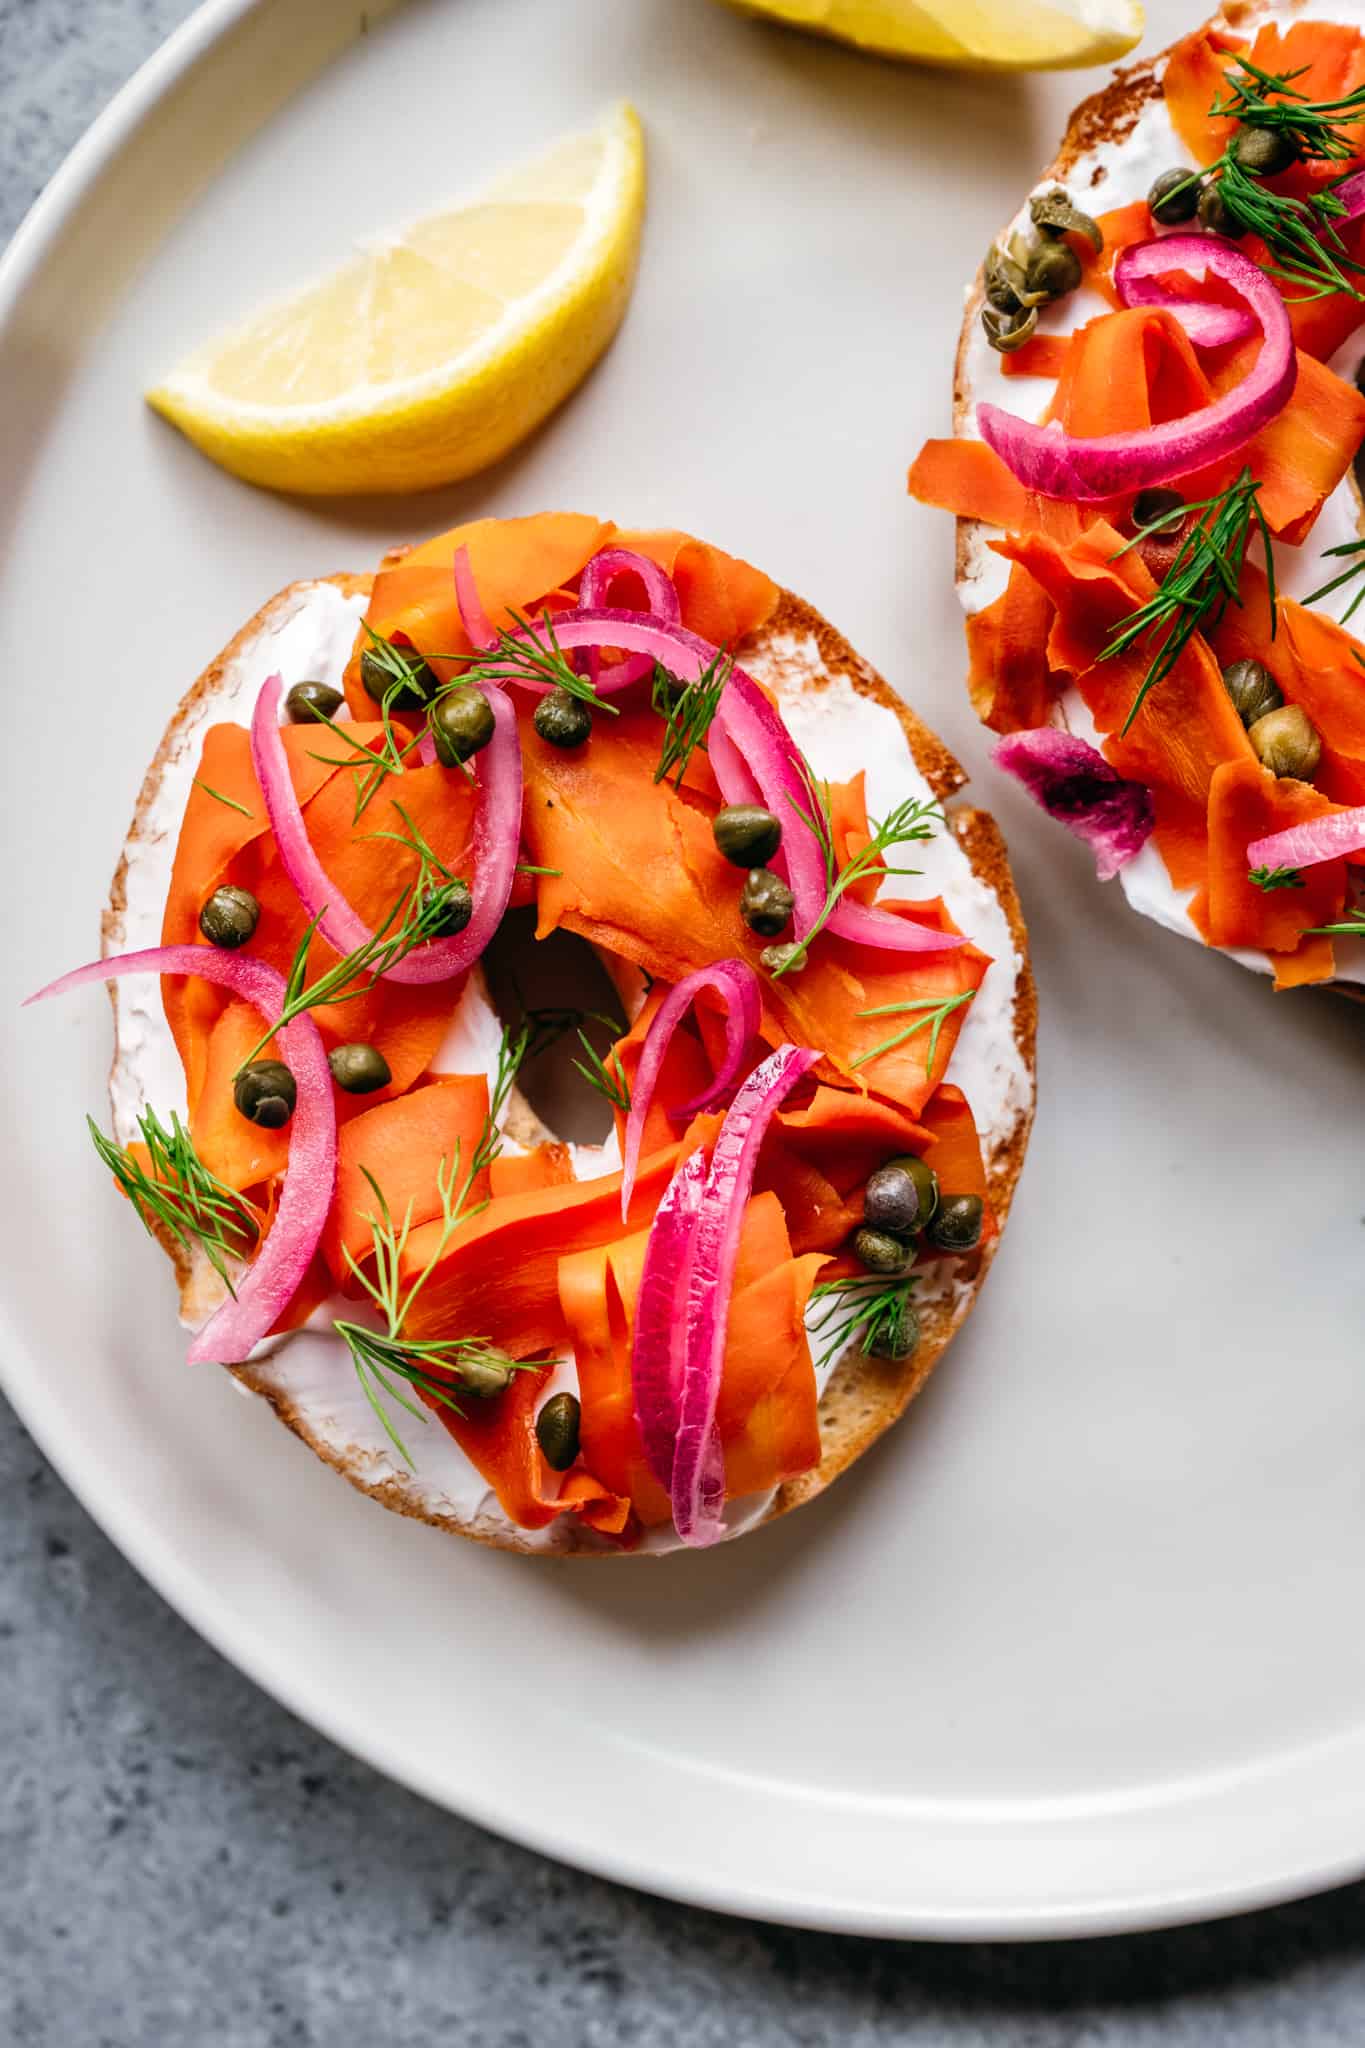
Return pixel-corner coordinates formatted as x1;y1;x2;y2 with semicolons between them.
147;103;646;496
720;0;1143;70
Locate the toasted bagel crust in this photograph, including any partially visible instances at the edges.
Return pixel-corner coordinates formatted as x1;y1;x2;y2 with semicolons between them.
105;573;1035;1554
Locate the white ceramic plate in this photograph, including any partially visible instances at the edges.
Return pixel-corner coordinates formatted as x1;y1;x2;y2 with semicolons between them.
6;0;1365;1941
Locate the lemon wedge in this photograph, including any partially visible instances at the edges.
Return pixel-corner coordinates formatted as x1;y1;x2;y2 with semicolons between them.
147;103;646;496
720;0;1143;70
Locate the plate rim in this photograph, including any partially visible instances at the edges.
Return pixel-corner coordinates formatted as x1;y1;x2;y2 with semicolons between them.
5;0;1365;1943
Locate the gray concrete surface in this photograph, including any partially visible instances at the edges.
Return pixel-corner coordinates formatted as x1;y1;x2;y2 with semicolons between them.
6;3;1365;2041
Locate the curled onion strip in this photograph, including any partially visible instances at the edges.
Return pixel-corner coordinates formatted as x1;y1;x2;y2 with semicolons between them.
251;672;521;985
452;544;497;651
1247;804;1365;872
630;1147;707;1493
27;946;335;1365
619;959;761;1221
980;235;1296;500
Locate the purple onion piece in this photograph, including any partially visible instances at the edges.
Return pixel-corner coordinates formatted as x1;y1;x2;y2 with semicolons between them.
992;728;1154;882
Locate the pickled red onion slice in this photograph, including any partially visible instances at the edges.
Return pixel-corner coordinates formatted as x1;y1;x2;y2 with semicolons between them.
619;959;761;1221
979;236;1295;500
993;728;1154;880
251;672;521;985
1247;804;1365;872
27;946;335;1365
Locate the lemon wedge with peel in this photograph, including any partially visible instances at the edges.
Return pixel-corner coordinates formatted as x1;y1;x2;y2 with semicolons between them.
147;103;646;496
720;0;1142;70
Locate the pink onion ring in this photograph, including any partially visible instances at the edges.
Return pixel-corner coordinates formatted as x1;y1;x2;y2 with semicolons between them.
630;1146;708;1493
1247;804;1365;872
576;550;679;693
498;610;964;959
979;235;1296;500
251;672;521;985
671;1043;822;1547
26;946;335;1365
620;959;761;1221
452;544;497;651
1114;241;1257;348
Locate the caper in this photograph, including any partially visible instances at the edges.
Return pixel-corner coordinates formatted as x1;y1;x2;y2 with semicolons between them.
1221;657;1284;729
327;1043;391;1094
199;884;260;950
1249;703;1321;781
460;1351;515;1400
1231;125;1299;177
863;1156;937;1239
926;1194;985;1254
1029;188;1102;252
1197;179;1244;238
233;1059;297;1129
420;879;473;937
870;1294;920;1363
430;686;495;767
982;302;1039;355
1147;167;1201;226
740;867;795;938
759;941;805;975
983;245;1026;313
1131;486;1185;533
360;641;436;710
535;1391;581;1471
284;680;344;724
853;1227;913;1277
533;689;592;749
713;804;783;868
1024;237;1082;302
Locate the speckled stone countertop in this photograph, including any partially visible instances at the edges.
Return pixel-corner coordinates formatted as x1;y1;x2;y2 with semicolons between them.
6;5;1365;2042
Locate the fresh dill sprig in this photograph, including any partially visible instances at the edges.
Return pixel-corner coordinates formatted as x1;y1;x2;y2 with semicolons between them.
850;987;977;1073
90;1107;257;1292
1303;536;1365;624
193;778;253;819
233;874;467;1076
808;1274;917;1375
1102;468;1275;737
1152;63;1365;301
1212;55;1365;164
771;758;943;978
570;1013;632;1113
1249;863;1306;892
1303;905;1365;936
652;650;732;789
461;610;616;715
334;1025;533;1466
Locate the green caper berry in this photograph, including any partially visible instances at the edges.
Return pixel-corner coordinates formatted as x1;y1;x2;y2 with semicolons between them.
533;689;592;749
1147;167;1201;226
983;246;1026;313
535;1391;581;1472
430;686;495;767
713;804;783;868
198;884;260;950
233;1059;297;1129
1221;658;1283;729
421;879;473;937
759;940;805;975
887;1152;939;1230
863;1160;927;1239
740;867;795;938
1024;237;1082;302
284;680;344;724
361;642;436;710
1029;189;1102;251
460;1352;515;1400
1197;179;1244;238
1230;125;1299;177
871;1294;920;1363
1131;486;1185;533
853;1227;913;1277
1249;704;1321;781
327;1043;391;1094
926;1194;984;1254
982;302;1038;355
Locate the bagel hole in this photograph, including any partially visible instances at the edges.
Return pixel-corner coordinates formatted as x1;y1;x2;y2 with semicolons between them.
482;909;629;1145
